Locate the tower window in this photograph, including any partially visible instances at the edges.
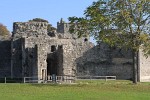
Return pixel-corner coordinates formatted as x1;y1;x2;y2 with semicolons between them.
51;45;56;52
84;38;88;42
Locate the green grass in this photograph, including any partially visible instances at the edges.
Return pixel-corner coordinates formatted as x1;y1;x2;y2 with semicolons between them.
0;80;150;100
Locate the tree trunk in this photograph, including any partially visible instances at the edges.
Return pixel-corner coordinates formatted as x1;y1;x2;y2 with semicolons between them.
132;50;138;84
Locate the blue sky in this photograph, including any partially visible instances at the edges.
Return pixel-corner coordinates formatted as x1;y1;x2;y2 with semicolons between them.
0;0;96;43
0;0;95;31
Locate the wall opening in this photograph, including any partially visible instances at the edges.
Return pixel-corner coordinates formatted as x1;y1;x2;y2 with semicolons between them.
51;45;56;52
47;58;58;76
84;38;88;42
41;69;46;80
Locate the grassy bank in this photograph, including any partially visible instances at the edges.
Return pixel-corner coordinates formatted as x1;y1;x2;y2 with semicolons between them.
0;80;150;100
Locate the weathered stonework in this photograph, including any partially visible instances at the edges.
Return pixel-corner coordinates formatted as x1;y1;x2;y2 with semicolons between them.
0;19;150;82
0;37;11;78
139;49;150;82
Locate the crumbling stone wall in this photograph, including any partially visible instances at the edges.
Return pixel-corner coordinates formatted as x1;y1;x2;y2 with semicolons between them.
12;22;48;78
11;20;133;81
11;38;23;78
9;19;150;83
75;42;133;80
0;38;11;78
139;49;150;82
13;22;48;36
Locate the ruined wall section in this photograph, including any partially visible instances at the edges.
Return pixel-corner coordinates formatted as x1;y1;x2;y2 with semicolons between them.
13;22;48;37
10;20;134;82
56;21;89;41
22;36;50;80
36;44;47;81
57;22;69;33
12;22;48;78
57;45;63;76
139;49;150;82
110;47;133;79
11;38;24;78
21;37;38;78
21;36;81;81
46;39;78;77
62;43;74;77
21;35;76;80
74;42;133;80
46;39;64;76
0;38;11;78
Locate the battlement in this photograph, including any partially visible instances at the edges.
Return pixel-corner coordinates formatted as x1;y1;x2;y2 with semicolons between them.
57;19;70;33
13;22;48;35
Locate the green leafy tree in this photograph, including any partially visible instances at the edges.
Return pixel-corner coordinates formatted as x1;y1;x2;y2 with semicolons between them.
69;0;150;84
0;23;10;36
29;18;56;33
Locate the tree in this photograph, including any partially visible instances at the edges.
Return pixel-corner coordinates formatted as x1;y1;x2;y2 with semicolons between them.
69;0;150;84
29;18;56;33
0;23;10;36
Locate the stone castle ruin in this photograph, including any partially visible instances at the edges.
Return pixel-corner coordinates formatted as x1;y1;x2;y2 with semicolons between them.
0;19;150;83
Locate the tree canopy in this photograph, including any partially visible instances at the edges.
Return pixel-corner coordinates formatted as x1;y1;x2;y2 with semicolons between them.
69;0;150;83
0;23;10;36
69;0;150;51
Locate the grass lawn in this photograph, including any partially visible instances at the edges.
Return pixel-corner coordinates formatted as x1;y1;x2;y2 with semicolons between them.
0;80;150;100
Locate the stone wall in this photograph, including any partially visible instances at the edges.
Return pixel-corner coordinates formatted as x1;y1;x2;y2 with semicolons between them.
11;38;23;78
75;42;133;80
139;49;150;82
13;22;48;36
57;21;70;33
9;20;150;83
62;43;74;76
36;44;47;80
0;38;11;78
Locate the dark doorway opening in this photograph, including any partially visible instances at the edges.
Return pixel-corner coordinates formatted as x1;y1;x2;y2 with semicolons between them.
47;58;58;76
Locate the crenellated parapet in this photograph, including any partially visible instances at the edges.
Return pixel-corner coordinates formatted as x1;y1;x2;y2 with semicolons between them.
57;18;70;33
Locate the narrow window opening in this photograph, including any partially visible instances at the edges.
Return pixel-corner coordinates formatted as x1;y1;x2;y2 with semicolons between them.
84;38;88;42
51;45;56;52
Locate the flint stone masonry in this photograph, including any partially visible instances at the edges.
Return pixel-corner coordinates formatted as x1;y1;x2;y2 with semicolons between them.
0;19;150;82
